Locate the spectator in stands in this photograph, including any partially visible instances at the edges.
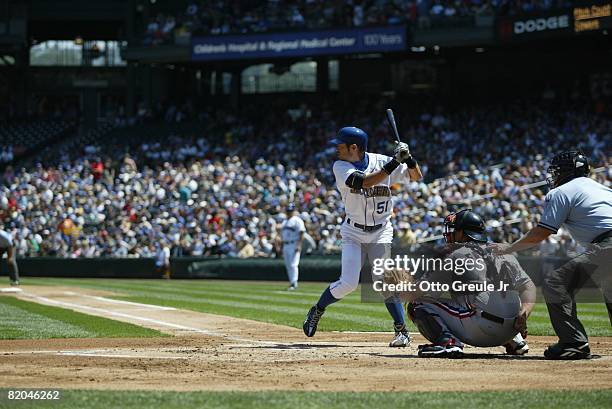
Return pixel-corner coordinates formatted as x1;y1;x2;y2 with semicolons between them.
140;0;579;42
1;95;609;259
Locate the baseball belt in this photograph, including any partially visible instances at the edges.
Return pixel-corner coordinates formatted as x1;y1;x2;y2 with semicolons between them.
480;311;505;325
346;218;383;232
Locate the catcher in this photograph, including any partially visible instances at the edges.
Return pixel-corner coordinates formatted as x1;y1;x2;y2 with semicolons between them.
385;209;536;358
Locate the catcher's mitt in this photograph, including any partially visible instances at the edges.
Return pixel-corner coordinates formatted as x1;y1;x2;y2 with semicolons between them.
383;268;412;285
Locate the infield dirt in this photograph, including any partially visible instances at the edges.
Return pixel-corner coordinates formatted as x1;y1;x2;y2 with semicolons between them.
1;285;611;392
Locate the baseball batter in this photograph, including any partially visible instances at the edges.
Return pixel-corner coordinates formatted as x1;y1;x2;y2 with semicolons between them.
498;150;612;360
281;203;305;290
404;209;535;358
303;126;422;347
0;229;20;286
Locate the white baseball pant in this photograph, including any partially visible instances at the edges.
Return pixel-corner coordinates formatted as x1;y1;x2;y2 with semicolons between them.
329;221;393;299
283;243;300;285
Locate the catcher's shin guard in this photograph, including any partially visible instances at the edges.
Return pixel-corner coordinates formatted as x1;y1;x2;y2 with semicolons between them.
407;302;449;344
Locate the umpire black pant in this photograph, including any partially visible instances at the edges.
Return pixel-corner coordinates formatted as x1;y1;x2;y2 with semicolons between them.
542;235;612;344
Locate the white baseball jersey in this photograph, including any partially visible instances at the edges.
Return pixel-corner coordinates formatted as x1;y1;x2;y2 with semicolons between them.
155;246;170;267
333;153;409;226
281;215;305;287
281;216;306;243
329;152;408;300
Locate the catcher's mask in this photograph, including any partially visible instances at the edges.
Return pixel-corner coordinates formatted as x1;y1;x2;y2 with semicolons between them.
546;150;590;189
443;209;487;244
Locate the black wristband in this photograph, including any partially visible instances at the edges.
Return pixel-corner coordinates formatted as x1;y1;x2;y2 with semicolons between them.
405;155;417;169
383;158;401;175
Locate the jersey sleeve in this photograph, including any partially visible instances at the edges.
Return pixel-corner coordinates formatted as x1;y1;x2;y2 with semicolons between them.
502;255;532;289
390;162;408;185
297;218;306;232
332;160;357;188
538;189;571;233
380;155;408;185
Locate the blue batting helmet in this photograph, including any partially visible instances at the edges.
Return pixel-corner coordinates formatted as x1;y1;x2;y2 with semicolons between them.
329;127;368;151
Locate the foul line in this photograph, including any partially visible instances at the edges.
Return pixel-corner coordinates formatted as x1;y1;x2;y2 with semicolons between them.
58;351;188;359
19;292;275;346
63;291;176;311
1;349;188;360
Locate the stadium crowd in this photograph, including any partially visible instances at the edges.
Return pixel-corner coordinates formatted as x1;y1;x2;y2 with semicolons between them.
0;98;610;258
143;0;576;44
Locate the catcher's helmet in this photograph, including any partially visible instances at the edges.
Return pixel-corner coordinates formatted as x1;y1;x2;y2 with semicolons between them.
546;150;590;189
443;209;487;243
329;127;368;151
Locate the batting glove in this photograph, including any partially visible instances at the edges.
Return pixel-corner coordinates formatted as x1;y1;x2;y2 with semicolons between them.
393;142;411;163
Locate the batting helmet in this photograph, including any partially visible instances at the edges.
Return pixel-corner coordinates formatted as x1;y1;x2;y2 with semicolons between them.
443;209;487;244
329;127;368;151
546;150;590;189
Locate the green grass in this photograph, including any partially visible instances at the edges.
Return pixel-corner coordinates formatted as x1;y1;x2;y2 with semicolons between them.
0;296;166;340
20;278;612;337
1;390;612;409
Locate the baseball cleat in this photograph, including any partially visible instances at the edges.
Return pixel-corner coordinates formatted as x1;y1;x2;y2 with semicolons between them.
544;342;591;360
287;285;297;291
504;340;529;356
303;305;325;337
9;280;19;286
389;332;410;347
418;338;463;358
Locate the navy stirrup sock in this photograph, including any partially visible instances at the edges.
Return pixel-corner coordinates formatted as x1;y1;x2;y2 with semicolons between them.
316;286;340;310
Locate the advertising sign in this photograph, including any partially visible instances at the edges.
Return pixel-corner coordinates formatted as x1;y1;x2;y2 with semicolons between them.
192;26;407;61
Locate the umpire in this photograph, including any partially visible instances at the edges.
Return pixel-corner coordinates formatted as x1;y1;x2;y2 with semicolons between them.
0;229;20;286
499;150;611;360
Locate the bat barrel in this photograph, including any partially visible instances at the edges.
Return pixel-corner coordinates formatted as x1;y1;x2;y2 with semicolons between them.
386;108;401;142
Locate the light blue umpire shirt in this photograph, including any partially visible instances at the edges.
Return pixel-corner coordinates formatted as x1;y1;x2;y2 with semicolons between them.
538;177;612;244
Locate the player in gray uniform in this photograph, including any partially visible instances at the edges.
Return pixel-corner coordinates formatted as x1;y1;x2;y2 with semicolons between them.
405;209;536;358
498;150;612;359
0;229;20;285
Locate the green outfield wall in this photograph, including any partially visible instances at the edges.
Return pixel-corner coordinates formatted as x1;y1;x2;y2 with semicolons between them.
0;255;571;284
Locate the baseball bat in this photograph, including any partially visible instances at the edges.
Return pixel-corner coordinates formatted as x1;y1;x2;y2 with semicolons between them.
385;108;402;143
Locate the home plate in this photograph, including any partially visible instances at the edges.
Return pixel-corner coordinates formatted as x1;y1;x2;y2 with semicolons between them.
0;287;23;293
